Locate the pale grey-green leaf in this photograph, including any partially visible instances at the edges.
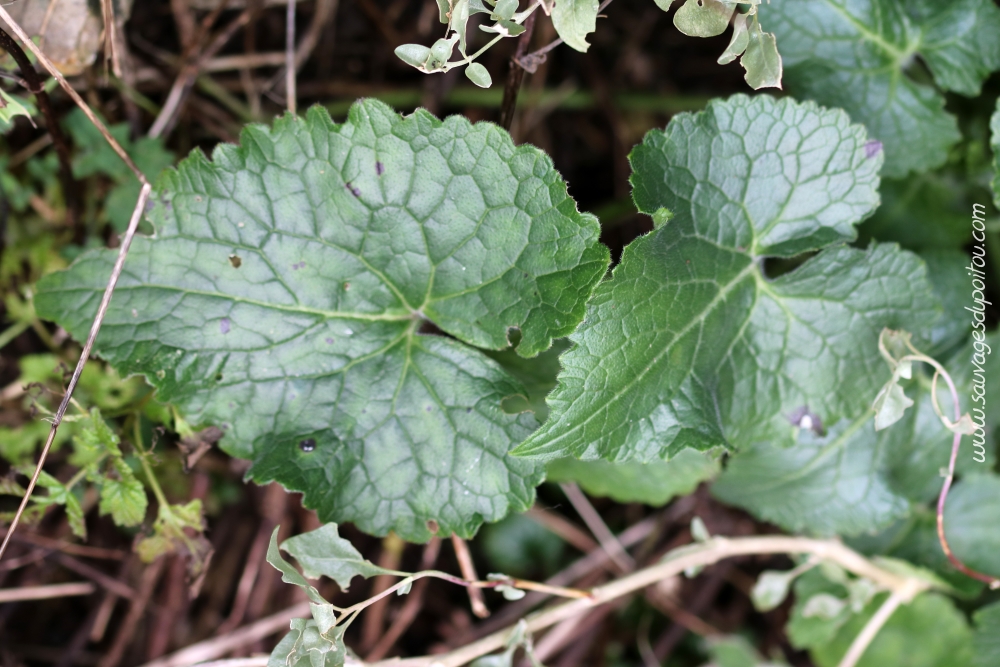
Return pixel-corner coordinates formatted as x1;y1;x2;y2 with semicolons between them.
551;0;598;52
280;524;398;591
673;0;736;38
466;63;493;88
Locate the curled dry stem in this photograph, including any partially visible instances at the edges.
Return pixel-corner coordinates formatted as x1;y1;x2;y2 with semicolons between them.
366;535;929;667
897;339;1000;589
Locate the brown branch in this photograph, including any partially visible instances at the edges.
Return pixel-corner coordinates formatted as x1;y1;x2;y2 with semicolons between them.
452;534;489;618
498;11;537;132
148;9;253;139
286;0;297;113
364;538;442;662
0;5;147;184
0;26;79;229
0;581;95;602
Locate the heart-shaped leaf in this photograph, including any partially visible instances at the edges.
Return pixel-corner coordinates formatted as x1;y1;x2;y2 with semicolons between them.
35;100;609;540
513;95;938;464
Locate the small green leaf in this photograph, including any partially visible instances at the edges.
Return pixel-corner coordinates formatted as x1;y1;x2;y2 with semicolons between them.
429;36;458;68
266;527;330;606
551;0;598;52
500;585;525;600
872;381;914;431
64;492;86;539
0;89;34;133
99;469;147;527
690;516;710;543
787;570;853;649
741;20;782;89
801;593;847;620
492;0;518;20
436;0;450;23
751;570;794;612
465;63;493;88
451;0;472;55
718;11;749;64
279;524;400;591
395;43;432;69
653;0;676;10
268;617;347;667
673;0;736;38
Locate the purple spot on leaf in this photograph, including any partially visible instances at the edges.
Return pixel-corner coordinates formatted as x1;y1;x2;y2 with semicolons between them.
220;318;231;334
864;140;882;158
787;405;824;436
292;261;306;270
376;161;385;176
345;182;361;197
325;337;334;344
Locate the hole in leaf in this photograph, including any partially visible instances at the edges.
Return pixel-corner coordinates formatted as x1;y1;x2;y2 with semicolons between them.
760;253;815;280
299;438;316;452
500;394;531;414
506;326;522;347
228;255;242;268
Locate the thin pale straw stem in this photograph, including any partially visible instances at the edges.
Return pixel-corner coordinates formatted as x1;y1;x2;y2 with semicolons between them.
0;184;153;562
0;5;147;184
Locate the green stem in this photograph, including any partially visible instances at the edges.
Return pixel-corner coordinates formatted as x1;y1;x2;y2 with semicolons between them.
133;417;170;509
0;320;30;349
441;1;542;71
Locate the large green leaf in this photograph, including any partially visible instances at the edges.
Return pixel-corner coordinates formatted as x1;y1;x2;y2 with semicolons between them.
713;416;910;536
972;601;1000;667
858;176;974;251
514;95;938;463
766;0;1000;178
810;592;972;667
942;474;1000;579
546;448;719;506
715;328;989;536
993;99;1000;208
34;100;609;541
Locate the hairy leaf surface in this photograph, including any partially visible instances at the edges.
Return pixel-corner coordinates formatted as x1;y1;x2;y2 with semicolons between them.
35;100;609;540
515;95;938;463
766;0;1000;177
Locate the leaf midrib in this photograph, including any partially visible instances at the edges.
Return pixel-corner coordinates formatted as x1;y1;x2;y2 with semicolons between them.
520;258;758;454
